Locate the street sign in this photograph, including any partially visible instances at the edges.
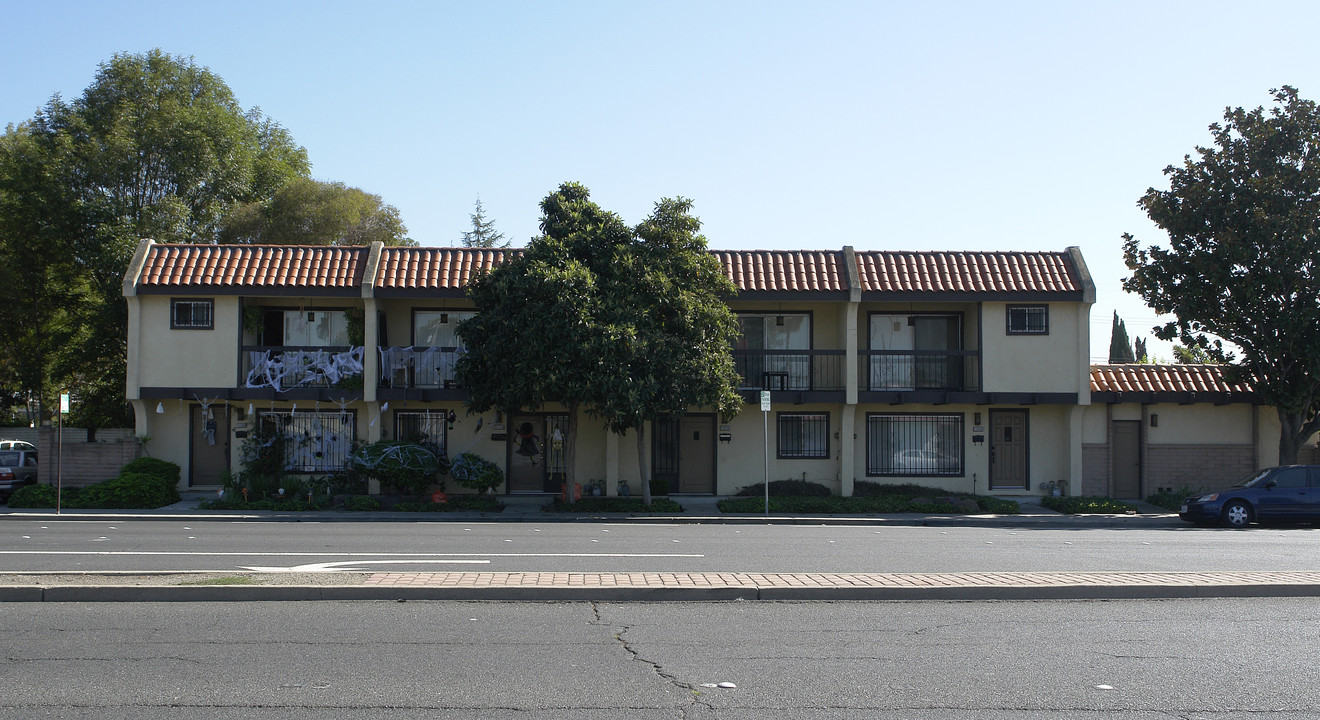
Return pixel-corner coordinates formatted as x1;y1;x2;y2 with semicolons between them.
760;390;771;412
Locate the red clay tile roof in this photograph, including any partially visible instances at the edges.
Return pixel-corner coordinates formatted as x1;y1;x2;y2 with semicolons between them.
137;244;366;291
1090;364;1254;395
374;247;519;294
712;250;847;294
855;251;1082;295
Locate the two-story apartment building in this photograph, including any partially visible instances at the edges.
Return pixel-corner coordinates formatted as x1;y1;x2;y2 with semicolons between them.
123;239;1099;497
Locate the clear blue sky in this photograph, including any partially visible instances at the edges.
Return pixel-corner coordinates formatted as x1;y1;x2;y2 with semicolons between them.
5;0;1318;362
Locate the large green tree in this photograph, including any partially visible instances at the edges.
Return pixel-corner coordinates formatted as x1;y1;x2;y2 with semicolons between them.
456;183;742;503
1123;86;1320;463
0;49;310;428
218;177;414;246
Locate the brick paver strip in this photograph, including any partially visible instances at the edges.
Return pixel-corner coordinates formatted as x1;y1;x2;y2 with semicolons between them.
362;571;1320;588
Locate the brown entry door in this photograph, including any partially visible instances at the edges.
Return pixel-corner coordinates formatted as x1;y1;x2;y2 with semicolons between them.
507;415;568;493
989;410;1028;490
189;405;230;486
1111;420;1142;498
653;416;716;494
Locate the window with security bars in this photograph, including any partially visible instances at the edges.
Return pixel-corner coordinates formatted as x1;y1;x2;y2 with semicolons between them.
394;411;448;457
171;299;214;329
258;411;355;473
777;413;829;459
866;413;963;476
1006;305;1048;335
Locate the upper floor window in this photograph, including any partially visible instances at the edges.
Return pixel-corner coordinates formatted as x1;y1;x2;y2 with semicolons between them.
867;313;961;390
1006;305;1048;335
735;313;811;390
413;310;476;348
255;309;349;346
171;299;214;329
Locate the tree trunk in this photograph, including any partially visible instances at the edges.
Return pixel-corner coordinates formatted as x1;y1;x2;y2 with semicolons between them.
637;423;651;506
563;402;577;505
1276;408;1319;466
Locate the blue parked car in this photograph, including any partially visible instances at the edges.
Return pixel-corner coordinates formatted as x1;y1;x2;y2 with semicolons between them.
1179;466;1320;528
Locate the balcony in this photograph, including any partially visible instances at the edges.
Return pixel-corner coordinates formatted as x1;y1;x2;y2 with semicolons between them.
242;346;365;393
378;346;463;389
734;350;845;394
859;350;980;392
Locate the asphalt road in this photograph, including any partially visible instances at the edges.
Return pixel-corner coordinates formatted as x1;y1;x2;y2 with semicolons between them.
0;517;1318;575
2;597;1316;719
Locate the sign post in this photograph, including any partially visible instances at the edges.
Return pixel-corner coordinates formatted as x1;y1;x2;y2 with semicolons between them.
760;390;771;516
57;392;69;514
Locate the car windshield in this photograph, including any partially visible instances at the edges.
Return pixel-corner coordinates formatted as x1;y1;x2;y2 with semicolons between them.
1239;469;1280;488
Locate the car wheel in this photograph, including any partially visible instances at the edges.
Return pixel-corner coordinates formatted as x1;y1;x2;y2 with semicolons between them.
1222;500;1252;529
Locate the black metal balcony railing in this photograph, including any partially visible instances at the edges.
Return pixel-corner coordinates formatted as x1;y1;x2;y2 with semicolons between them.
379;346;463;389
734;350;845;392
860;350;980;392
242;346;365;392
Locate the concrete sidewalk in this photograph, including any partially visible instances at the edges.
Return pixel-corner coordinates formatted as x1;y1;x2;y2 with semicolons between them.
3;570;1320;603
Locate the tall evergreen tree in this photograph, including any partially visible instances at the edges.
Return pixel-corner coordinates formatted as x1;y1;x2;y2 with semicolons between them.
460;197;509;247
1108;312;1135;364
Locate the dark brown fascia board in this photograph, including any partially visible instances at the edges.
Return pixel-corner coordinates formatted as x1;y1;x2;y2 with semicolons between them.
1091;390;1259;405
137;286;361;298
858;291;1086;303
733;290;852;302
372;288;470;299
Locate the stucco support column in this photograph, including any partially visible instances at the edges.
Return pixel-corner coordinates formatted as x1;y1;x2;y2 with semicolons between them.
839;407;855;497
1068;405;1085;496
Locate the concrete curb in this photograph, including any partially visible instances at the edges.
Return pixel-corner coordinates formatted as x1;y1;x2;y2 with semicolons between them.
8;582;1320;603
0;508;1186;530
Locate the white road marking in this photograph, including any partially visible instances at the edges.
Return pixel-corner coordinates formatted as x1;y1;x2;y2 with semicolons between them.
241;559;492;573
0;551;703;558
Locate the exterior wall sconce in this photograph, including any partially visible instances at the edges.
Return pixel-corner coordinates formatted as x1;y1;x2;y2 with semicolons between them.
440;313;449;324
974;412;982;425
1150;414;1158;427
446;409;457;429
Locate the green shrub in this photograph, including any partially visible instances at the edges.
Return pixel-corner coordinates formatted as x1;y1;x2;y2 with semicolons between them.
120;457;181;487
853;481;941;497
1040;495;1138;514
348;441;447;495
977;497;1022;514
718;494;1019;514
71;472;177;509
449;453;504;494
548;497;684;513
7;483;58;508
1146;486;1196;512
343;495;381;511
735;480;832;497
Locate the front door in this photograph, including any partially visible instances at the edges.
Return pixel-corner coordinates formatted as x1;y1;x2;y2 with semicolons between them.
506;414;568;493
1110;420;1142;498
653;416;716;494
989;410;1027;490
189;405;230;486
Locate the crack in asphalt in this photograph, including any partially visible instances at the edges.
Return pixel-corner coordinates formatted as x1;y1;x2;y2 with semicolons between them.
592;601;714;719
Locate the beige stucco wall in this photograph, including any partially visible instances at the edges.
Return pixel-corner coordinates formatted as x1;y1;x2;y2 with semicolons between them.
980;302;1084;394
137;295;242;388
1146;403;1253;445
1081;404;1108;443
1025;405;1076;493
